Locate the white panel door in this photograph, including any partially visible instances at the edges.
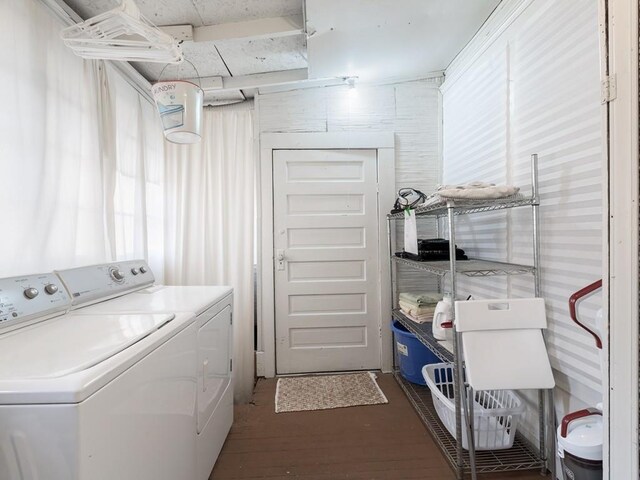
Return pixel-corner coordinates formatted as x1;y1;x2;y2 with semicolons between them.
274;149;381;374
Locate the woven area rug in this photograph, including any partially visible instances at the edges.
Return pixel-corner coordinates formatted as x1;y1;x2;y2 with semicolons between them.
275;372;388;413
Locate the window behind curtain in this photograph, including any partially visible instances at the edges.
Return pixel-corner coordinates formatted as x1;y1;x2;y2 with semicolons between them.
0;0;165;278
108;67;165;281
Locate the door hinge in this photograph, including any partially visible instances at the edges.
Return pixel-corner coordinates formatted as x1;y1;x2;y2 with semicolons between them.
230;312;233;325
601;75;617;104
229;359;233;372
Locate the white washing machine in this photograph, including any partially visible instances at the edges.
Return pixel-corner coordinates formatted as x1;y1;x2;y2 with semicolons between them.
56;260;234;480
0;272;198;480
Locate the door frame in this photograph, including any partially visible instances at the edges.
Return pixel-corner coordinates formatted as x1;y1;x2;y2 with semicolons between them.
256;132;395;378
604;0;639;477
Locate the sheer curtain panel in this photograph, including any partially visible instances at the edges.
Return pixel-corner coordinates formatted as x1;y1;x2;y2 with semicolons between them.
0;0;165;277
0;0;107;276
164;105;255;404
107;66;166;281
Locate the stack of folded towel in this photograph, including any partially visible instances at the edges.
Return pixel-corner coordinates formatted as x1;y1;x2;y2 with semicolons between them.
399;291;441;323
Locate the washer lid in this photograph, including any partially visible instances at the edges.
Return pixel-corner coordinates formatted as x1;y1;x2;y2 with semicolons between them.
0;313;174;379
79;285;233;316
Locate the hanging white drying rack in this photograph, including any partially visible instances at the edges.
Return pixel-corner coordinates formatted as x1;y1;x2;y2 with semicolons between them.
61;0;183;64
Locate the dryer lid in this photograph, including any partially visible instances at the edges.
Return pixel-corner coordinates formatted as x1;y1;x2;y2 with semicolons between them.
0;313;174;379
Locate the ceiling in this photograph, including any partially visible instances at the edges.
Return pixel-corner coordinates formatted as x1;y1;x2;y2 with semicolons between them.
305;0;502;82
61;0;501;105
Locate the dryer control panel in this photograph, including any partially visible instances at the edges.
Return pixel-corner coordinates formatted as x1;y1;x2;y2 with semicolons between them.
0;273;71;332
56;260;155;308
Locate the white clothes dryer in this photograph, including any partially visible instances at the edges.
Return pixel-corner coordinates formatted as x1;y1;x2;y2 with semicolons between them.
56;260;234;480
0;272;198;480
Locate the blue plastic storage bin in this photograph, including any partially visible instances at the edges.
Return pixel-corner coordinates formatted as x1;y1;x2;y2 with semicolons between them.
391;320;440;385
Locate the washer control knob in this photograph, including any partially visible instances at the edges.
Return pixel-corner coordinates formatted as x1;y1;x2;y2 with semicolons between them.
131;268;139;276
24;287;39;299
140;266;147;274
111;269;125;281
44;284;58;295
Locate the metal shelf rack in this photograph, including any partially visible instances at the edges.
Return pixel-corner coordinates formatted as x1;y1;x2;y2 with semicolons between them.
392;257;535;277
393;370;545;474
387;154;553;480
387;193;537;219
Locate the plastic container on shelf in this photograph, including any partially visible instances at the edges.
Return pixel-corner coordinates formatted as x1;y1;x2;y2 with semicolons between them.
432;295;454;340
422;363;526;450
391;320;439;385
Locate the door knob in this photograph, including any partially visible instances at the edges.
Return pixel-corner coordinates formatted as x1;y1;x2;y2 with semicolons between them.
276;249;286;271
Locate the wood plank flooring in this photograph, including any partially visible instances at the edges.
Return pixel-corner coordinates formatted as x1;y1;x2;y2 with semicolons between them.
210;374;548;480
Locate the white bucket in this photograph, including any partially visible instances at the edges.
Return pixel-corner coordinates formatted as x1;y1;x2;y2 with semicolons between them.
151;80;203;144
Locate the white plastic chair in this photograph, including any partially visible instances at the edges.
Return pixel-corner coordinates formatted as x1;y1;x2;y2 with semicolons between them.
455;298;555;390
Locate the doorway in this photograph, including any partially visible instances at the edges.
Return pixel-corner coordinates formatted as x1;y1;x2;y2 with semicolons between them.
257;133;395;378
273;148;381;374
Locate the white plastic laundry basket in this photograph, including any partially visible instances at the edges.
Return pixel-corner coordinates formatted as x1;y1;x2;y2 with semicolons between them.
422;363;525;450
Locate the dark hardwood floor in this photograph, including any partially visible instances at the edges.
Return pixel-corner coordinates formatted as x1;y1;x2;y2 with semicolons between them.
210;374;548;480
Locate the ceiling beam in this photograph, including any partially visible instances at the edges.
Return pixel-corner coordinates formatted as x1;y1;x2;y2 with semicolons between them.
257;77;348;94
191;68;311;93
196;14;303;42
160;14;304;43
223;68;308;90
159;25;194;43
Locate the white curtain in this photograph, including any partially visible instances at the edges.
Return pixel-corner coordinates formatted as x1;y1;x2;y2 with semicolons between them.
1;0;254;403
0;0;106;275
164;105;255;404
107;66;166;280
0;0;164;277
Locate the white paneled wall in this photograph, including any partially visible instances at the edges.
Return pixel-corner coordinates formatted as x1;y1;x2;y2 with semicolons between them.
442;0;603;443
257;80;443;295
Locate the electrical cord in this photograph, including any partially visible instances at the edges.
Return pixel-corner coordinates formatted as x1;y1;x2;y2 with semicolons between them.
391;188;427;213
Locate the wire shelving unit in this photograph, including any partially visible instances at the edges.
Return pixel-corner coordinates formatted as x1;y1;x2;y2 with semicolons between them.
386;154;554;480
393;370;544;474
391;257;536;277
387;194;537;219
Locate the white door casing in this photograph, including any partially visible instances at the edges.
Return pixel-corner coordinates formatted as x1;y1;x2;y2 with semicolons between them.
605;0;639;477
257;133;395;378
273;149;380;374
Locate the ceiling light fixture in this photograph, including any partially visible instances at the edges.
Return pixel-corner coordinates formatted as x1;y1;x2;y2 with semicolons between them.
345;77;357;89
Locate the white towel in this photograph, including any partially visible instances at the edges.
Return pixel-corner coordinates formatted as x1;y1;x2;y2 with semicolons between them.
399;301;435;323
436;184;519;200
399;300;436;315
400;307;433;324
437;181;495;190
399;292;441;306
